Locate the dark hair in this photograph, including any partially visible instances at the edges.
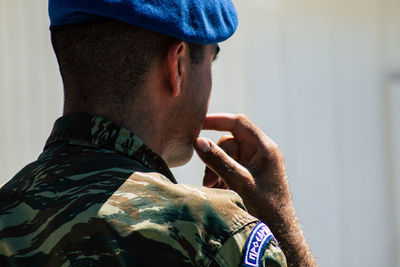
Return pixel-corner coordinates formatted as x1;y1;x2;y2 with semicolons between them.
51;19;205;110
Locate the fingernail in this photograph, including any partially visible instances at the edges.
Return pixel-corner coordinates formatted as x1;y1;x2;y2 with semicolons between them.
196;137;211;152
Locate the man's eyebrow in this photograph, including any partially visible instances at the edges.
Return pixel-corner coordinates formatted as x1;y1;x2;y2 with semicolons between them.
213;45;220;61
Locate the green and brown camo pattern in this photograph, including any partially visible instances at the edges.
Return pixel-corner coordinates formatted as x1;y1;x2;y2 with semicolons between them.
0;113;287;266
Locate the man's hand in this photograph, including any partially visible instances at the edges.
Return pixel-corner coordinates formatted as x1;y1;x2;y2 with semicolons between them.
194;113;316;267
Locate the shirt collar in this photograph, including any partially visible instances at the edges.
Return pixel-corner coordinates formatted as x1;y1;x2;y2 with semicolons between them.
45;112;177;184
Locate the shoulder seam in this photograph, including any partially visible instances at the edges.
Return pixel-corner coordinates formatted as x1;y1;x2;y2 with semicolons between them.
206;220;259;267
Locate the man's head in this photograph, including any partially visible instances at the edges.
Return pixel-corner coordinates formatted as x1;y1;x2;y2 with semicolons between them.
49;0;234;167
157;38;220;167
51;20;206;117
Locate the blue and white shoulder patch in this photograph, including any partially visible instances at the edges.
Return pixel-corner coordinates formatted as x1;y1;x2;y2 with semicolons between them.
243;222;276;267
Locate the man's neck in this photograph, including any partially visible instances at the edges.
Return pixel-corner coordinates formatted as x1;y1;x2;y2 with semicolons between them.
63;106;165;158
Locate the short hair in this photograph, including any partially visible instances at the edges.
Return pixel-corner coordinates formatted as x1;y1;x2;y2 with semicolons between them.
51;19;205;111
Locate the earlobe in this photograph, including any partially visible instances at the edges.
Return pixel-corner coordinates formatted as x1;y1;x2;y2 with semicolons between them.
166;41;186;97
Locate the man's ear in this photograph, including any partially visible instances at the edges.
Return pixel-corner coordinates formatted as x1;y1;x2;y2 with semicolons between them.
166;41;187;97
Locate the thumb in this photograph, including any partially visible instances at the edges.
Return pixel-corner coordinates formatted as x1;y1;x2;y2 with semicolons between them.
194;137;251;191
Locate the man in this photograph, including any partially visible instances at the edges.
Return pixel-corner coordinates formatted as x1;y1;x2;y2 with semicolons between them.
0;0;316;266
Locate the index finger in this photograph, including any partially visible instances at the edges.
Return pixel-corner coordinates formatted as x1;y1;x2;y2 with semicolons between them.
202;113;261;141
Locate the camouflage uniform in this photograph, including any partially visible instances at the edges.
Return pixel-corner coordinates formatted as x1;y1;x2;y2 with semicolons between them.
0;113;286;266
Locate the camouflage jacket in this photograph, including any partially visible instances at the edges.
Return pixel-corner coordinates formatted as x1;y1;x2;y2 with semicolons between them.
0;113;286;267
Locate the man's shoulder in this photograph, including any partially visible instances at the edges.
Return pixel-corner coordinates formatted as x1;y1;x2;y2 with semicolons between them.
102;170;257;233
98;171;258;263
101;171;287;266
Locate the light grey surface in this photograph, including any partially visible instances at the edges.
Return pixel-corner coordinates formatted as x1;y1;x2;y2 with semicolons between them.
1;0;399;266
0;0;63;183
388;81;400;266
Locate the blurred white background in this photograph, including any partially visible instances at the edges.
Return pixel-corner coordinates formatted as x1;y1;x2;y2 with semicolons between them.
1;0;399;266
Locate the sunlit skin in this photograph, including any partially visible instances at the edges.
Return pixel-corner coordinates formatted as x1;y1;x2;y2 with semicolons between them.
194;114;317;267
152;41;315;265
160;44;220;167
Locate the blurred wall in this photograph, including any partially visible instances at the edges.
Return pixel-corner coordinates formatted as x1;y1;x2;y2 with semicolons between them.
1;0;399;266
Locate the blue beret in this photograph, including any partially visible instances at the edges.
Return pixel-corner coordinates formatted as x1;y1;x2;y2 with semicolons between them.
48;0;238;44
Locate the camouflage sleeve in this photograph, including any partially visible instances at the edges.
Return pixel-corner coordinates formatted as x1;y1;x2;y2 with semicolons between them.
210;222;287;267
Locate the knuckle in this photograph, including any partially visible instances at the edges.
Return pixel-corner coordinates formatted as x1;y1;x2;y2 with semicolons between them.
266;146;284;163
269;142;280;153
264;143;280;156
235;113;248;122
234;114;250;134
